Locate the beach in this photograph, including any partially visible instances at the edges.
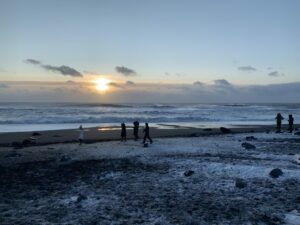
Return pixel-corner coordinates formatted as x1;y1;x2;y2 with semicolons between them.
1;127;300;225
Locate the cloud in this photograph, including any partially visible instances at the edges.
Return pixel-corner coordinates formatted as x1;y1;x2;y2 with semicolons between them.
65;80;76;85
0;83;9;88
42;65;82;77
83;71;101;75
193;81;204;86
268;71;284;77
25;58;83;77
115;66;136;76
108;82;123;88
126;80;136;86
238;66;257;72
214;79;231;86
25;59;41;65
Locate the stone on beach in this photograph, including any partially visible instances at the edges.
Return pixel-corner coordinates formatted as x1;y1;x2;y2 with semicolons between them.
269;168;283;178
241;142;256;150
235;178;247;188
220;127;231;134
184;170;195;177
246;136;257;141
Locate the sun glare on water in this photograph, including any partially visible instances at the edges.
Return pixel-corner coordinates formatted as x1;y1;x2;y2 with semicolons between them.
95;78;110;92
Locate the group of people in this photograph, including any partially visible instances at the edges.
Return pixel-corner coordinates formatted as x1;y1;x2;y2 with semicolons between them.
275;113;294;133
121;121;153;144
78;121;153;145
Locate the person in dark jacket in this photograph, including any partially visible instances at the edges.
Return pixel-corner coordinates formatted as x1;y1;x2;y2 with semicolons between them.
275;113;284;132
121;123;127;141
143;123;153;144
133;121;139;141
288;114;294;133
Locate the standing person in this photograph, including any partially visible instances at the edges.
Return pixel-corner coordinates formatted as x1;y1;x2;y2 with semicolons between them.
78;125;84;145
143;123;153;144
121;123;127;141
275;113;284;132
288;114;294;133
133;121;139;141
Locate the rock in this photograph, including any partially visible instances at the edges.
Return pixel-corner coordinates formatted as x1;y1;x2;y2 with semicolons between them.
143;143;148;148
220;127;231;134
32;132;41;136
269;168;283;178
241;142;256;150
184;170;194;177
76;194;87;203
294;132;300;136
60;155;71;162
203;128;212;132
235;178;247;188
11;141;23;149
246;136;257;141
188;133;199;137
22;139;32;146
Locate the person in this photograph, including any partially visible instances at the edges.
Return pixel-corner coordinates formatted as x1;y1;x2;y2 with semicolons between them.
78;125;84;145
275;113;284;132
288;114;294;133
121;123;127;141
143;123;153;144
133;120;140;141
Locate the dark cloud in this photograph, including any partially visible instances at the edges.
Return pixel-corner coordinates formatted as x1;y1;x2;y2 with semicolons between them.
214;79;231;86
126;80;136;86
42;65;82;77
25;58;83;77
25;59;41;65
0;84;9;88
108;82;123;88
193;81;204;86
238;66;257;72
115;66;136;76
268;71;284;77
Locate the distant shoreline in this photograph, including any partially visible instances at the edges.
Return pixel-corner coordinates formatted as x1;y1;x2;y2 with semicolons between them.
0;124;299;147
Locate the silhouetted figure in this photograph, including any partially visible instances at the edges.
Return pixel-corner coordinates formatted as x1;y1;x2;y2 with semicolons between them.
143;123;153;144
78;125;84;145
133;121;139;141
288;114;294;133
275;113;284;132
121;123;127;141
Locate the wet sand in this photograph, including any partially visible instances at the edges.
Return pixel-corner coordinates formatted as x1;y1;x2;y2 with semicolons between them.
0;124;299;147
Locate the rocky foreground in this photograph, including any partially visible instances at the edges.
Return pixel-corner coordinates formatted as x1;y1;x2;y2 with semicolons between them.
0;132;300;225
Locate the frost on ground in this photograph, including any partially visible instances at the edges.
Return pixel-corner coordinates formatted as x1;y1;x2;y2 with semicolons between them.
0;132;300;225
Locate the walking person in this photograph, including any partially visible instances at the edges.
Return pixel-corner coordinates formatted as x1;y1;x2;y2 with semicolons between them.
133;120;139;141
143;123;153;144
121;123;127;141
288;114;294;133
78;125;84;145
275;113;284;133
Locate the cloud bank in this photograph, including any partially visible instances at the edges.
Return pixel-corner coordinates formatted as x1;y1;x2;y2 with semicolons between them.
268;71;284;77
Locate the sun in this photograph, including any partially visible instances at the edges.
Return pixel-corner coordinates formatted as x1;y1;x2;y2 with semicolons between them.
95;78;110;91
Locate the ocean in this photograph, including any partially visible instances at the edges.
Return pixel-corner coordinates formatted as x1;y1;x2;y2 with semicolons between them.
0;102;299;132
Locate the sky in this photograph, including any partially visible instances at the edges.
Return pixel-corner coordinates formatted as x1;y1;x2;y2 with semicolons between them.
0;0;299;103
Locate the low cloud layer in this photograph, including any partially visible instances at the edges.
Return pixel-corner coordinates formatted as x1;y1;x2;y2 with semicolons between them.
0;84;9;88
25;59;83;77
238;66;257;72
115;66;136;76
214;79;231;86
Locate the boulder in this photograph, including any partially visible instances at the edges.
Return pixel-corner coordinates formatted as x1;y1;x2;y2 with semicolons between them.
269;168;283;178
203;128;213;132
184;170;195;177
32;132;41;136
294;132;300;136
220;127;231;134
235;178;247;188
241;142;256;150
246;136;257;141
